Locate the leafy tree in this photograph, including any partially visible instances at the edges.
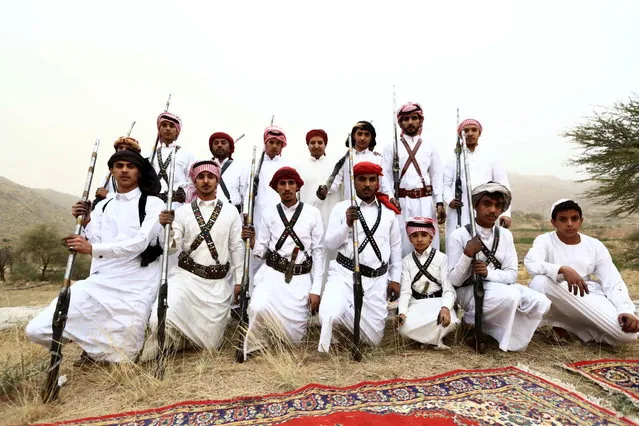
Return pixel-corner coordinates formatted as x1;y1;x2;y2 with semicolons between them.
19;224;67;281
563;94;639;216
0;247;11;282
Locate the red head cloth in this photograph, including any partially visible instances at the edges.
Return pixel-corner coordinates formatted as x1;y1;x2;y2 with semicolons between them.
209;132;235;159
397;102;424;136
305;129;328;145
269;166;304;191
185;160;221;203
263;126;287;148
457;118;482;137
352;162;400;214
406;216;436;238
157;112;182;137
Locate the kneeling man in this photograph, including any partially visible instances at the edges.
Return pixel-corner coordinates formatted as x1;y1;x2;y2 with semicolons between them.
448;182;550;351
525;199;639;345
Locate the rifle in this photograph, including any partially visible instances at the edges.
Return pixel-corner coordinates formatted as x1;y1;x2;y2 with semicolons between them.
236;146;258;363
454;108;463;227
101;120;137;191
149;94;172;166
460;133;484;354
392;86;400;199
42;139;100;403
347;134;364;362
155;144;177;379
234;133;246;144
321;145;349;195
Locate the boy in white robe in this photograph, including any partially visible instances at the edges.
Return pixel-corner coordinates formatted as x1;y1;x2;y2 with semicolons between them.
525;199;639;345
396;217;459;349
241;167;325;360
448;182;550;352
27;150;163;363
139;160;244;361
318;161;402;354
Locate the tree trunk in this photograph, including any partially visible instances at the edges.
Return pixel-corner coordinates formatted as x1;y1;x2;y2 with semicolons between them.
0;266;4;282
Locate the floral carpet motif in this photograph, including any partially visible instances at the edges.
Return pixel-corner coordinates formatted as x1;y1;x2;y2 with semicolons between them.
565;359;639;408
44;366;633;425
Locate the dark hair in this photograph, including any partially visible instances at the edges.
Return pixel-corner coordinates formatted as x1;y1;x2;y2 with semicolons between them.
551;200;582;220
347;121;377;150
473;191;505;207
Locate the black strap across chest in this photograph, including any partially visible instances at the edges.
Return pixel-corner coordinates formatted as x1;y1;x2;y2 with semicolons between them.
184;199;224;264
411;248;440;288
357;203;383;262
157;146;181;184
111;175;118;192
275;203;309;258
400;137;429;189
218;159;233;203
465;224;502;269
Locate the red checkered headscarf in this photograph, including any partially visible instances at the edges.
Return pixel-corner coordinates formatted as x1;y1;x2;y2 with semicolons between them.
457;118;482;137
263;126;287;148
397;102;424;136
406;217;436;238
185;160;221;202
157;112;182;137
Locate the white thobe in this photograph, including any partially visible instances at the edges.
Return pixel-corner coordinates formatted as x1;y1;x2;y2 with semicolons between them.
448;223;550;351
295;155;340;229
244;201;325;358
151;142;197;203
525;232;638;345
216;157;248;210
318;198;402;352
26;188;163;362
329;149;391;201
382;135;443;255
139;198;244;362
442;146;511;248
397;248;459;349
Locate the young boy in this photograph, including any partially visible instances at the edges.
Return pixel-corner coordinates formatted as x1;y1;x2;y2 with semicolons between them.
395;217;459;349
525;199;639;345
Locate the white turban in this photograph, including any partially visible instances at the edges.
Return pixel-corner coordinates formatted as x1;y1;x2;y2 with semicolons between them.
472;182;512;213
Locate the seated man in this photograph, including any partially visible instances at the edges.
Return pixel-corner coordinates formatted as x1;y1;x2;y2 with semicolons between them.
241;167;325;360
448;182;550;352
26;150;163;364
318;162;402;353
395;217;459;350
525;199;639;345
140;160;244;361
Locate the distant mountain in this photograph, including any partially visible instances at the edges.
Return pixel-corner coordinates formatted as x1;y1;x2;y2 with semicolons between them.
509;172;595;214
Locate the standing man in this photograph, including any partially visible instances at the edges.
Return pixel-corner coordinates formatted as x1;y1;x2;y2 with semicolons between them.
382;102;445;255
318;162;402;353
525;199;639;345
94;136;142;204
443;118;512;248
207;131;247;213
241;167;325;359
140;160;244;361
26;150;163;364
447;182;550;352
151;112;197;207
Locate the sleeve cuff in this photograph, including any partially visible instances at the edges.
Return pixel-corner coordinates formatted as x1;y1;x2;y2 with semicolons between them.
91;243;111;259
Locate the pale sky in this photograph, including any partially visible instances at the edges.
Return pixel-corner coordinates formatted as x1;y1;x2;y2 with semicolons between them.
1;0;637;194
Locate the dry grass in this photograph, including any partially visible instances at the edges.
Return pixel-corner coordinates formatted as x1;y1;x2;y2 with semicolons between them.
0;283;59;308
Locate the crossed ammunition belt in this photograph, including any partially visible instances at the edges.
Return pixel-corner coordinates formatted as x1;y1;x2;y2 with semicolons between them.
398;185;433;199
336;252;388;278
265;250;312;277
178;253;230;280
411;288;443;300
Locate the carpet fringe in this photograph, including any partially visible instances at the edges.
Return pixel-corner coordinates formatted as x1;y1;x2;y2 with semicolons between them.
561;362;639;410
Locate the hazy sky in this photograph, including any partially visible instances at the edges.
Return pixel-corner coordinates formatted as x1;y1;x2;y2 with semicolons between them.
1;0;637;194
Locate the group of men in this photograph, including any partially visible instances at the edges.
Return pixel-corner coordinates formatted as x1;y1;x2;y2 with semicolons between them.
25;104;638;369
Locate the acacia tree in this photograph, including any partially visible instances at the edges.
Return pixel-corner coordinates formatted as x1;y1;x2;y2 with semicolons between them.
19;224;67;281
563;94;639;216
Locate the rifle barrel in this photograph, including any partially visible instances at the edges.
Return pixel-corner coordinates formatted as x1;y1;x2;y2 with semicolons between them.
348;134;363;362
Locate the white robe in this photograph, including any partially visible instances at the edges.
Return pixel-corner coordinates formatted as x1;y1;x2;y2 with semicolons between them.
216;157;248;210
524;232;638;345
139;198;244;362
442;146;511;249
318;198;402;352
244;201;325;358
329;149;391;201
448;223;550;352
397;248;459;349
381;135;443;255
26;188;163;362
295;155;340;229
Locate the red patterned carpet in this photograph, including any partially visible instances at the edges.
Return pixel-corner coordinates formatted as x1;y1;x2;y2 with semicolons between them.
565;359;639;408
42;366;634;425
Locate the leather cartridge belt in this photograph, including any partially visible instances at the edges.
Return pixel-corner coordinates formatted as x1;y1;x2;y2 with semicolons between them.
178;252;230;280
398;185;433;199
336;252;388;278
265;250;312;277
411;288;443;300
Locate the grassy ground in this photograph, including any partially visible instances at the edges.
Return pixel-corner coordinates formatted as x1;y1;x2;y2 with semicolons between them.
1;222;638;424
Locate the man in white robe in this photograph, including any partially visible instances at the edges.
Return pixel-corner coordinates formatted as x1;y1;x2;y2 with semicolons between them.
93;136;143;205
26;150;164;363
396;217;459;349
208;131;247;213
140;160;244;361
241;167;325;359
448;182;550;352
443;119;512;249
382;103;445;255
525;199;639;345
318;161;402;353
